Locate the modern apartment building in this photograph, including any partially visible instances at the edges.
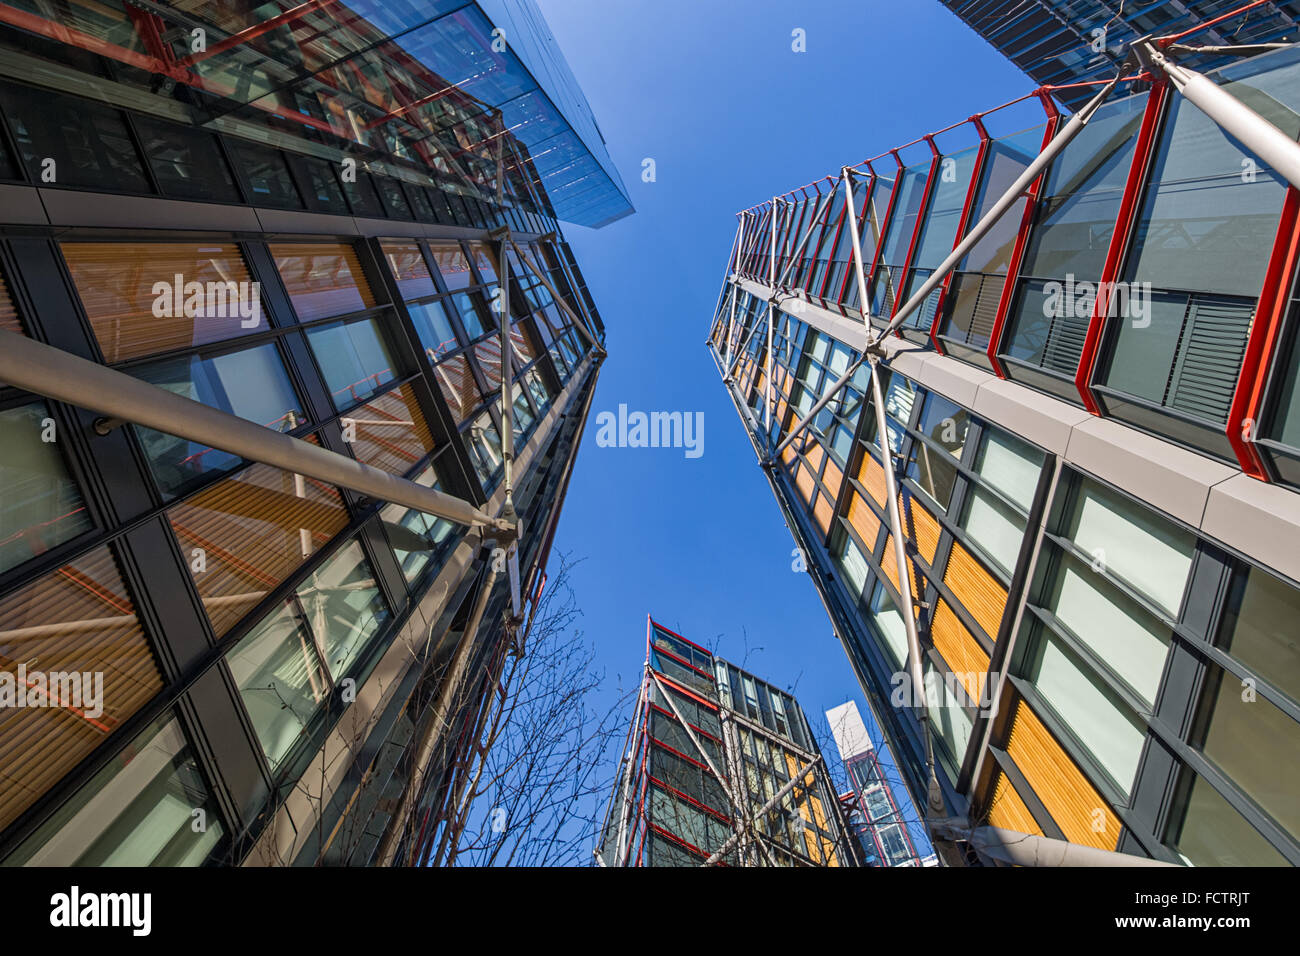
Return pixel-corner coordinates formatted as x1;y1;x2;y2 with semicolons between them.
827;700;933;867
709;12;1300;865
597;618;860;867
939;0;1300;110
0;0;629;866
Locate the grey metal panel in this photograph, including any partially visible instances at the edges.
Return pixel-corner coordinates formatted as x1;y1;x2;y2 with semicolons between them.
0;184;48;224
38;189;262;232
254;208;360;236
1202;473;1300;583
184;666;272;827
970;378;1090;455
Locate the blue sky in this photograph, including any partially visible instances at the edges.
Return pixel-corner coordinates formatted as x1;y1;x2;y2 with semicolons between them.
534;0;1032;848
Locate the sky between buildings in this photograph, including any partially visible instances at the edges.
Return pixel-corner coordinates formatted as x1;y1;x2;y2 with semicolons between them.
534;0;1034;849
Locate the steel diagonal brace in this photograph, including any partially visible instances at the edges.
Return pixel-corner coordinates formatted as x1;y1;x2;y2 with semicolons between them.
866;73;1125;351
701;754;824;867
0;330;516;539
867;354;945;821
1139;39;1300;194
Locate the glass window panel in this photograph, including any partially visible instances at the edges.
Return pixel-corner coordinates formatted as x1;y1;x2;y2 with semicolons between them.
914;393;969;460
296;540;390;681
305;317;397;408
380;465;458;585
973;428;1043;509
1065;478;1195;617
381;242;436;300
341;173;384;218
465;411;503;485
1217;566;1300;706
834;533;870;602
1044;551;1171;706
133;344;305;498
63;242;261;363
960;486;1024;578
133;116;239;203
1126;46;1300;299
6;716;224;866
1168;773;1289;866
0;83;149;192
230;140;302;209
1196;664;1300;840
0;546;164;834
911;145;981;270
297;156;349;213
0;402;93;574
227;601;330;770
877;162;931;267
1020;627;1147;795
430;244;474;291
959;126;1046;275
456;293;488;340
271;243;375;322
407;299;460;361
869;581;910;668
168;461;348;637
1017;95;1146;281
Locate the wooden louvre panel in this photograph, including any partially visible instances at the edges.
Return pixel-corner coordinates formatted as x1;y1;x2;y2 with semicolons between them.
779;442;798;466
881;534;923;603
822;459;844;501
794;463;816;505
474;339;503;392
167;459;348;638
270;242;375;322
1005;699;1122;850
930;599;990;700
432;353;484;423
346;385;434;476
0;271;22;336
0;546;163;832
428;243;473;291
858;451;887;506
380;241;435;300
805;442;825;473
899;490;941;564
847;492;881;548
985;770;1044;837
61;243;257;364
944;541;1009;639
813;495;834;536
510;322;537;363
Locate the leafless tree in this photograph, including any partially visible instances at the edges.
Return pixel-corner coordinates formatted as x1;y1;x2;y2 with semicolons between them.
430;552;632;867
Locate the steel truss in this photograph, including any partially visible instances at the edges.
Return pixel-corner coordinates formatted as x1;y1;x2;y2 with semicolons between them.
712;12;1300;864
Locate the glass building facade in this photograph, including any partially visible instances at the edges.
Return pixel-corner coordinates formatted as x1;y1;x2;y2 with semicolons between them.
598;619;860;867
0;1;622;866
939;1;1300;111
712;38;1300;865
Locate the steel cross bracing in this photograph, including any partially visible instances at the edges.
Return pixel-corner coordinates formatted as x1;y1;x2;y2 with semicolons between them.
712;17;1300;860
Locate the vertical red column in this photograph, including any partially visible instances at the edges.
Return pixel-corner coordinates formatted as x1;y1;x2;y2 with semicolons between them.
1075;81;1168;414
987;92;1061;378
930;116;992;355
1230;187;1300;479
861;151;906;319
891;135;943;336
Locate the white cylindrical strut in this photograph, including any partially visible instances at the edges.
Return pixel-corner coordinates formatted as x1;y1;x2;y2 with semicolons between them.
1147;42;1300;193
0;329;511;534
868;354;943;815
870;74;1123;348
842;166;876;333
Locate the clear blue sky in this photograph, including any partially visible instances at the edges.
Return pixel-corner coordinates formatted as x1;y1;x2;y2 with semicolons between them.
535;0;1032;848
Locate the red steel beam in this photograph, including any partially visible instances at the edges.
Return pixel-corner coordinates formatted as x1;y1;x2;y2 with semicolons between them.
987;93;1061;377
1230;185;1300;479
891;135;943;336
930;118;992;355
176;0;340;68
859;151;906;319
1075;81;1169;414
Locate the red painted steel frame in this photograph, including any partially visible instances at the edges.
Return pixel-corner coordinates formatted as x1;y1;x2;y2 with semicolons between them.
987;94;1062;377
930;117;993;354
1230;186;1300;479
860;152;907;316
891;135;943;336
1075;82;1169;414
